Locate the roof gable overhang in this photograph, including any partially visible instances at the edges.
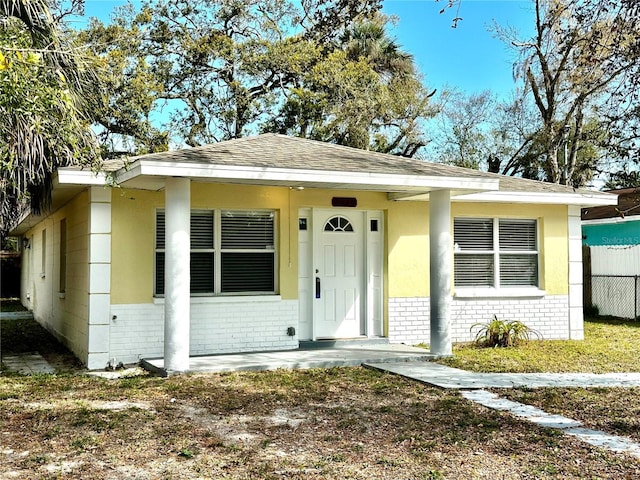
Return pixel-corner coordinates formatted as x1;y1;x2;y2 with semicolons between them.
582;216;640;226
450;190;617;206
110;159;499;197
54;158;618;208
9;173;96;236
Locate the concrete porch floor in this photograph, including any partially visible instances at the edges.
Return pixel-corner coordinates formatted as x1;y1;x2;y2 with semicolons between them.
142;343;438;376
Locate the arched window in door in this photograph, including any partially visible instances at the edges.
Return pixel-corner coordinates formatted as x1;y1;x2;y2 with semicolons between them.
324;216;354;232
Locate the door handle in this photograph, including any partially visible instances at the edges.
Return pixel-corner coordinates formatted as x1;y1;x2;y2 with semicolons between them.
315;277;321;299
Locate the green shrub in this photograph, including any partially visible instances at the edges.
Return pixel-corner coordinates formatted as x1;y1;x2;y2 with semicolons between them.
471;315;541;348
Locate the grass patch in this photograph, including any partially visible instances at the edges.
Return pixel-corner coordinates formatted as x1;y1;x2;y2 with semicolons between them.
500;387;640;444
438;317;640;373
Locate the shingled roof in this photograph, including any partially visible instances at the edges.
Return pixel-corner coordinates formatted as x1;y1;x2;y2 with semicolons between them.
62;134;615;206
129;134;485;178
109;134;605;196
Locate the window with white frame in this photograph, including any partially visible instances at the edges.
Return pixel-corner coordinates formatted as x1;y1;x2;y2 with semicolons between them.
453;218;539;288
155;209;276;295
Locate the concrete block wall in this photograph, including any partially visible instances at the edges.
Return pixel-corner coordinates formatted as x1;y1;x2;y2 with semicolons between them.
568;206;585;339
20;191;93;367
389;295;571;346
109;299;299;366
86;187;112;369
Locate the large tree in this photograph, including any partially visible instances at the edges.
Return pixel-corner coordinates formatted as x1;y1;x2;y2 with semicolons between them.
0;0;101;237
604;166;640;189
81;0;434;156
428;90;502;171
266;16;435;155
427;89;554;177
429;0;640;187
498;0;640;186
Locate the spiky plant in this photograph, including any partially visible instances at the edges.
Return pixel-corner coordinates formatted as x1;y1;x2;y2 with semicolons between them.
471;315;541;348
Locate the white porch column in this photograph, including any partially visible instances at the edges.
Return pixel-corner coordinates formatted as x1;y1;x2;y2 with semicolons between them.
164;177;191;373
429;189;452;355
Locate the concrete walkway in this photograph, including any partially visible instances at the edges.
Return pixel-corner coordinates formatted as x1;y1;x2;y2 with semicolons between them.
463;390;640;460
1;311;59;375
364;361;640;389
1;352;56;375
142;344;437;376
367;361;640;460
0;311;35;321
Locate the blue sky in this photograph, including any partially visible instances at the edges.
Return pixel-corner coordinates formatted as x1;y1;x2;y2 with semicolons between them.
382;0;534;97
80;0;535;98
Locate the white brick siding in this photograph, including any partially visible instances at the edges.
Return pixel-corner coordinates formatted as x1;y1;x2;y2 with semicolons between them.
389;295;571;346
100;294;572;366
108;298;298;366
451;295;570;341
388;297;431;345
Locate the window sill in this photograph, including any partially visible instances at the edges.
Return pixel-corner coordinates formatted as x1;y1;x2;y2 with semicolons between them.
454;288;546;299
153;294;282;305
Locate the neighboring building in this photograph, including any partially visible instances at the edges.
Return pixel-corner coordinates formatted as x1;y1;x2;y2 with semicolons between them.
582;188;640;319
11;135;616;371
582;188;640;247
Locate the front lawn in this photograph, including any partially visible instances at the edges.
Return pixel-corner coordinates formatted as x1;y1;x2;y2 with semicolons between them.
433;316;640;450
438;317;640;373
1;368;639;479
2;316;640;478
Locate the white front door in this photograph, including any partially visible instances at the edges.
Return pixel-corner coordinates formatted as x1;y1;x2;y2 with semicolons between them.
313;210;364;338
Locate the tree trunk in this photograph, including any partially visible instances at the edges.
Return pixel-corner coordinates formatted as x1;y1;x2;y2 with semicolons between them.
547;146;561;184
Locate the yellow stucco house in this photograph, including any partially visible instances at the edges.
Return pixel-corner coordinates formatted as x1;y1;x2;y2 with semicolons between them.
12;135;616;371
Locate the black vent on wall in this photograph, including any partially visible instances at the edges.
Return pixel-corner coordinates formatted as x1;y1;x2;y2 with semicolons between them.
332;197;357;207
